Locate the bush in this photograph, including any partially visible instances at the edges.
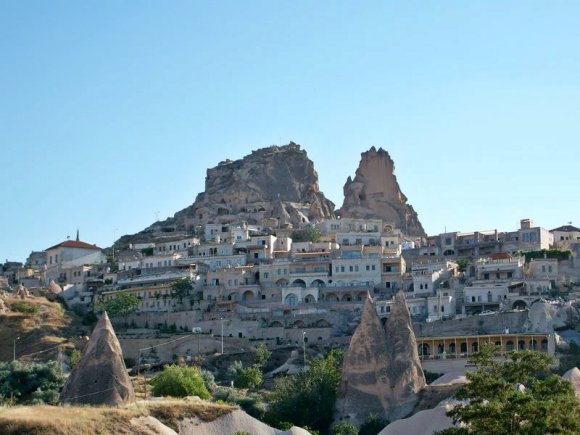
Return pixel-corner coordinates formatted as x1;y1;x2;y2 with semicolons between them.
201;369;217;392
359;413;389;435
235;367;263;389
0;361;66;405
213;388;267;419
333;422;359;435
226;361;263;389
150;365;211;399
10;301;39;314
255;343;272;368
266;348;343;434
69;349;82;369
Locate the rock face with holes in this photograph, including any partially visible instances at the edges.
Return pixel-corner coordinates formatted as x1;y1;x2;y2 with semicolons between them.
335;291;425;427
339;147;425;236
59;311;135;406
151;143;335;233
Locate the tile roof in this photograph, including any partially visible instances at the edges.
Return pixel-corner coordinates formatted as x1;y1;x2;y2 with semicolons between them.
46;240;102;251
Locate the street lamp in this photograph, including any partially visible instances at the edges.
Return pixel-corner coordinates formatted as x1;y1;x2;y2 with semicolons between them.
220;318;224;355
302;331;306;368
13;336;20;362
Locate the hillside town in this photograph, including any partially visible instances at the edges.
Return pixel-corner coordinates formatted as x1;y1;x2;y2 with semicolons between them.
1;145;579;434
3;216;579;351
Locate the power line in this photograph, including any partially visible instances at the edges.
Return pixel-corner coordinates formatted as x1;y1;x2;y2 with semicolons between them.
61;386;117;403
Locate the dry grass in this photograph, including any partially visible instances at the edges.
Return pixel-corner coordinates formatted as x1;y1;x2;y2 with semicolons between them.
0;295;85;362
0;398;236;434
148;397;236;430
0;405;145;435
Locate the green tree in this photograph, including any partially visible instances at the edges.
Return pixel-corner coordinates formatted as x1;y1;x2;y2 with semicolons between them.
235;367;263;389
456;259;469;273
254;343;272;368
266;349;343;434
95;292;140;324
437;343;580;435
69;349;82;369
359;412;389;435
333;422;359;435
150;365;211;399
227;361;264;389
171;277;193;303
0;361;66;405
291;226;322;243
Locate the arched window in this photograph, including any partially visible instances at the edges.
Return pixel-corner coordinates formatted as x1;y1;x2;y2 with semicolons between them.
285;293;298;306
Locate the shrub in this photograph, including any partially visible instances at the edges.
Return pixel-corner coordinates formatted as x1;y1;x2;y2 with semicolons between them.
201;369;217;392
266;349;343;434
10;301;39;314
333;422;359;435
359;413;389;435
213;388;267;419
255;343;272;367
0;361;66;405
235;367;263;389
69;349;82;369
150;365;211;399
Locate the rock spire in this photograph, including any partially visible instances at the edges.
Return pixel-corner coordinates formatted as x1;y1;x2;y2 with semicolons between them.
59;311;135;406
335;291;425;427
339;147;425;237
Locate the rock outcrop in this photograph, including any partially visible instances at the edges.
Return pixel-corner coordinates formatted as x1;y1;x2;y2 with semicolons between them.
384;291;427;417
339;147;425;236
563;367;580;398
180;409;311;435
378;399;460;435
153;143;335;233
336;291;425;427
59;311;135;406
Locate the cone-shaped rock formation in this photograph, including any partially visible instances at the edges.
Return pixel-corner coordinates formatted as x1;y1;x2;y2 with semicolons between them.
339;147;425;237
383;291;426;418
59;312;135;406
336;291;425;427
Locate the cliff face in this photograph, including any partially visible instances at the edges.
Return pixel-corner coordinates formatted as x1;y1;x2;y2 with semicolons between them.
339;147;426;237
335;291;426;427
158;143;335;231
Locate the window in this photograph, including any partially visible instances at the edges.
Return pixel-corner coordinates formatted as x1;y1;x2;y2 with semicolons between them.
371;265;376;270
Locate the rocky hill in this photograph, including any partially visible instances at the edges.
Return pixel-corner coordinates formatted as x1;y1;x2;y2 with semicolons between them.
339;147;426;237
119;142;426;245
150;143;335;234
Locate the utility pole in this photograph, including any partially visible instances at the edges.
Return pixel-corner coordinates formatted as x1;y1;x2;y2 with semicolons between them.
302;331;306;368
13;336;20;362
220;317;224;355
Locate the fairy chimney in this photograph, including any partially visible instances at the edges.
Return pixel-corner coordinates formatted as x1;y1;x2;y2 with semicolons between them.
336;291;425;427
59;311;135;406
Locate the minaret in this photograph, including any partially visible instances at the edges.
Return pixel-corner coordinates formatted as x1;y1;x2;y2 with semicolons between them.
76;229;80;241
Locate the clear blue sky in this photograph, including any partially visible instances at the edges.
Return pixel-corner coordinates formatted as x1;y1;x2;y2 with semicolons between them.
1;1;579;263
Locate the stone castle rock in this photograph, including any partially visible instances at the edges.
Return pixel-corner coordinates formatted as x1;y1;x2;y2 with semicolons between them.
339;147;426;237
59;311;135;406
153;143;335;232
335;291;426;427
